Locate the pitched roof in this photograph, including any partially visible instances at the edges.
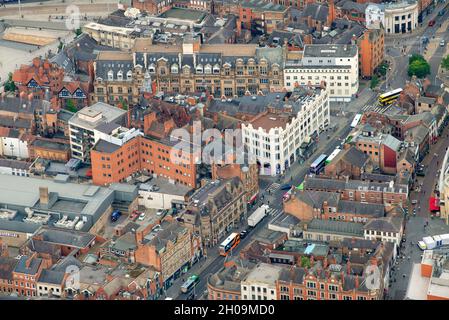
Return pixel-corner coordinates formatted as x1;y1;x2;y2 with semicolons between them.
38;269;65;285
363;216;403;233
295;190;340;208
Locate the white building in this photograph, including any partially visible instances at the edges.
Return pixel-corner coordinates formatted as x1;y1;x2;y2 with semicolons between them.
68;102;130;162
284;44;359;102
363;217;404;248
0;159;31;177
242;86;330;176
138;177;192;210
365;3;385;29
241;263;283;300
0;129;29;159
384;1;418;34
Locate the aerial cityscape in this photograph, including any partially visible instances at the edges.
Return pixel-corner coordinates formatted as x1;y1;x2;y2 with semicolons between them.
0;0;449;304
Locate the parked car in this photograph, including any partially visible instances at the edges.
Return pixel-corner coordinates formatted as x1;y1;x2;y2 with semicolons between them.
440;40;446;47
428;20;436;26
280;184;292;190
130;211;140;221
240;230;248;239
156;210;164;216
138;212;146;221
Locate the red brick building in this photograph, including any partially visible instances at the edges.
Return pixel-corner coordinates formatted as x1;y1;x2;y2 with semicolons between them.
11;254;44;297
91;135;197;187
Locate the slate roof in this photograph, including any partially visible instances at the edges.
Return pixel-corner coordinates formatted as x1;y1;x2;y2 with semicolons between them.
14;256;42;275
339;147;370;168
36;227;96;249
38;269;66;285
363;216;403;233
306;219;364;237
295;190;340;208
303;3;329;22
337;201;384;218
0;257;18;280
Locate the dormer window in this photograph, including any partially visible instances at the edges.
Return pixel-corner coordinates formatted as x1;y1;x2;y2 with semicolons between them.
117;70;123;81
196;64;203;74
108;70;113;81
171;64;179;74
126;70;132;80
204;64;212;74
148;64;155;73
213;64;220;74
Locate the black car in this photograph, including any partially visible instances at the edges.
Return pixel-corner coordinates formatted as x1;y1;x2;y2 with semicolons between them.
240;230;248;239
280;184;292;190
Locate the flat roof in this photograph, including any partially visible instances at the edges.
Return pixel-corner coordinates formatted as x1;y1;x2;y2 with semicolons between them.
69;102;127;130
303;44;358;58
243;263;283;285
0;175;114;216
139;177;192;197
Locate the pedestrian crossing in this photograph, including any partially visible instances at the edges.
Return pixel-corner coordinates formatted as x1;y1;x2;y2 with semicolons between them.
266;183;280;193
361;103;393;114
267;207;283;216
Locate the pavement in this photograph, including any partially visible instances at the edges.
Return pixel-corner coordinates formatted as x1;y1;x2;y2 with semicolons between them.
387;124;449;300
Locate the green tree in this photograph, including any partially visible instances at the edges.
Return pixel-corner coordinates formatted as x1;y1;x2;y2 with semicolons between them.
441;54;449;70
119;97;128;111
65;99;77;113
370;75;379;89
300;256;311;268
408;54;430;78
4;72;16;92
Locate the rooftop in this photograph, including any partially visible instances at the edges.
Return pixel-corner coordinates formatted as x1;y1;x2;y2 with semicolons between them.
69;102;127;130
303;44;358;58
243;262;283;285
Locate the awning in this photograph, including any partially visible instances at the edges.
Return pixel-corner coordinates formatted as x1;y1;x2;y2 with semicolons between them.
296;182;304;190
429;197;440;212
248;192;258;204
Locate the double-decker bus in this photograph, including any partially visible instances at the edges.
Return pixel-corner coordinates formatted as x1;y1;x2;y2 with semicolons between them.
219;232;240;256
325;148;341;165
350;114;362;128
180;274;200;294
378;88;403;106
310;154;328;174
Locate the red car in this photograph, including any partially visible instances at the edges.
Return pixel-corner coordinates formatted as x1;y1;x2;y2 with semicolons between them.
130;210;140;221
428;20;436;27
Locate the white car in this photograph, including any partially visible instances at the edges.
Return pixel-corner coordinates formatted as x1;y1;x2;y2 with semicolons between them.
440;40;445;47
156;210;164;216
138;213;146;221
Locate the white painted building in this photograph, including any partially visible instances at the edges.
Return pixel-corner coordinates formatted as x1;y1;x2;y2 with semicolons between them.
284;44;359;102
68;102;129;162
138;178;192;210
241;263;283;300
0;159;31;177
384;1;418;34
242;86;329;176
365;4;385;29
363;217;404;247
0;130;29;159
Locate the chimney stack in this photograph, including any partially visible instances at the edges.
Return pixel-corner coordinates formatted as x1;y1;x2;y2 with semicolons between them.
39;187;49;205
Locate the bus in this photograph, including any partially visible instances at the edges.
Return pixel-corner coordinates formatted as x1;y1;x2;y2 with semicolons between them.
180;275;200;294
310;154;327;174
378;88;403;106
350;114;362;128
219;232;240;256
325;148;341;165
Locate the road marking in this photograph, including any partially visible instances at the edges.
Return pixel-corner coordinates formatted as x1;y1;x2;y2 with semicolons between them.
266;183;280;193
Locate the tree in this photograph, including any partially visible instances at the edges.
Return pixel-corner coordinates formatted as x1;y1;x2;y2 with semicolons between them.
300;256;311;268
65;99;77;113
74;28;82;37
408;54;430;78
370;75;379;89
442;54;449;70
3;72;16;92
119;97;128;111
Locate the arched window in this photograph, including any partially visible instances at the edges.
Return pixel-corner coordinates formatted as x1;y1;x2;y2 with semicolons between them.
117;70;123;81
213;64;220;74
126;70;132;80
204;64;212;74
171;64;179;74
148;64;156;73
107;70;113;81
196;64;203;74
